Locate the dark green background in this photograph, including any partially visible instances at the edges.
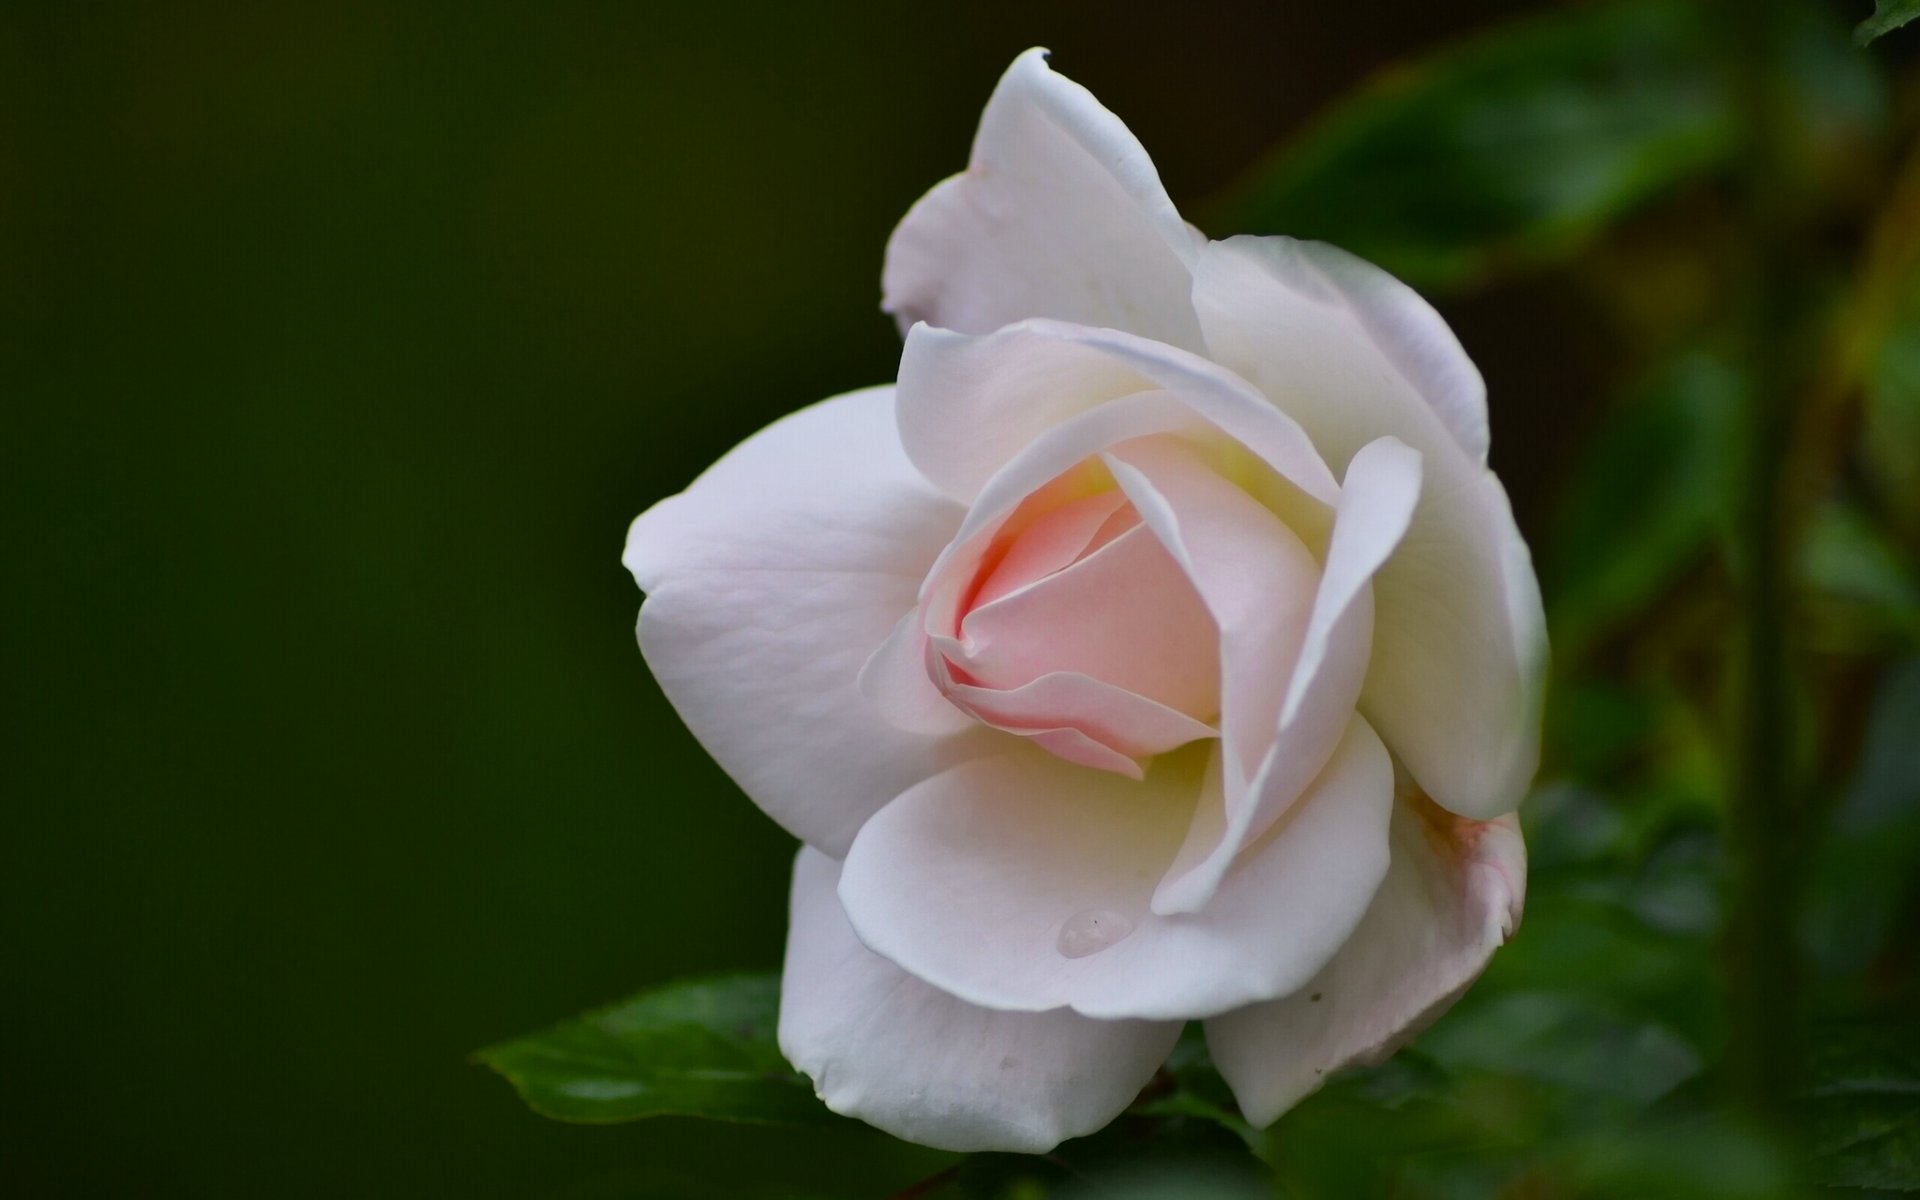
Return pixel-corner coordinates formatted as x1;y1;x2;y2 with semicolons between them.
1;1;1862;1196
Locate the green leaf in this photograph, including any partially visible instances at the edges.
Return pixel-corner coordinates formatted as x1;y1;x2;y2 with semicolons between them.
1804;1023;1920;1190
474;973;836;1126
1857;1;1920;45
1213;0;1881;289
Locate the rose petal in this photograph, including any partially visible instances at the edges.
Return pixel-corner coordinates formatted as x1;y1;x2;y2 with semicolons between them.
1204;798;1526;1127
1013;724;1150;778
897;319;1337;509
1152;437;1422;914
1283;439;1422;730
625;387;995;856
1101;440;1319;784
1194;237;1546;819
779;847;1182;1153
881;48;1205;352
1201;237;1489;461
972;489;1131;610
837;718;1393;1021
938;666;1216;768
912;391;1215;675
858;611;977;737
1365;483;1547;818
960;522;1219;718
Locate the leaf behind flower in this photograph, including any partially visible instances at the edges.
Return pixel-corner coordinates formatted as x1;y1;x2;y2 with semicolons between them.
474;972;838;1127
1214;0;1882;290
1857;1;1920;45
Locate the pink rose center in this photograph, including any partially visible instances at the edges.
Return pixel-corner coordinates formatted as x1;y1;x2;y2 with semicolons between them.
926;485;1222;777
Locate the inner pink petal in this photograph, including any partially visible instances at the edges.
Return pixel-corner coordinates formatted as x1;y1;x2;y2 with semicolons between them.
943;670;1217;760
970;489;1129;611
959;521;1221;722
1083;503;1144;558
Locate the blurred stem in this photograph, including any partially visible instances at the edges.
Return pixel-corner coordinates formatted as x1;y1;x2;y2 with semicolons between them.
1721;0;1803;1121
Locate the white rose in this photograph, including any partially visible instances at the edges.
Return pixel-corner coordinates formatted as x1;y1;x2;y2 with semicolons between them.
624;49;1544;1153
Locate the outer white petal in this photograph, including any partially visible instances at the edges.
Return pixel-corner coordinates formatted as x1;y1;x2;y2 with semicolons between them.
1194;237;1546;819
1153;437;1423;915
779;847;1182;1153
1205;798;1527;1126
1365;473;1546;819
882;48;1205;351
1211;237;1490;461
624;387;996;856
837;720;1394;1022
897;318;1336;508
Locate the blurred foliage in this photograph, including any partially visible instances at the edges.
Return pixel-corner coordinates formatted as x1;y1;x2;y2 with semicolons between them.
1803;1021;1920;1190
1857;1;1920;45
1214;0;1883;290
1544;351;1742;662
1863;267;1920;541
1803;660;1920;1001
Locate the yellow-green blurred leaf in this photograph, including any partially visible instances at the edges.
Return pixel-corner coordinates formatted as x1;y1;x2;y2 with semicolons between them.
1800;501;1920;652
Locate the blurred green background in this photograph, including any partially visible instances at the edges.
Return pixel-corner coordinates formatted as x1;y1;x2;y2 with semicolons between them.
5;1;1918;1196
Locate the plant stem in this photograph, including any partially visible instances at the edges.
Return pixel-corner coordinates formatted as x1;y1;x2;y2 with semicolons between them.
1721;0;1803;1121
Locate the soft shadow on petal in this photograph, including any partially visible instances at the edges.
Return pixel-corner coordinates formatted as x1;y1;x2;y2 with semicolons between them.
882;48;1206;352
1204;797;1526;1127
625;387;995;857
838;719;1393;1022
779;847;1182;1153
1194;238;1546;819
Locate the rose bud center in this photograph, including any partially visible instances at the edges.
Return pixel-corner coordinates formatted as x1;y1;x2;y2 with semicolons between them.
925;482;1223;778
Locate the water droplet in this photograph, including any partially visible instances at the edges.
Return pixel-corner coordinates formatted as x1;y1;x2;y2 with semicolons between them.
1056;908;1135;958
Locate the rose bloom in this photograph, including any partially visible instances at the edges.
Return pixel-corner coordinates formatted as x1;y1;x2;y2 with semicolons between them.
624;50;1544;1152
